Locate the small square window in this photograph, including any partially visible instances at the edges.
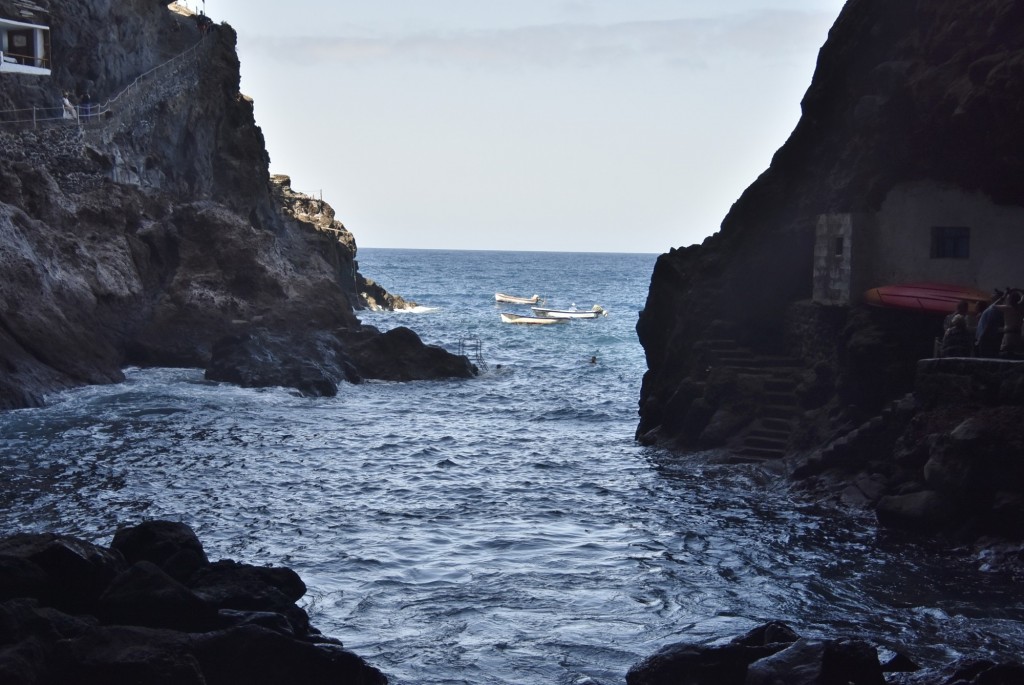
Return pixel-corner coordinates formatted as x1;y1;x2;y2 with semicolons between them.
931;226;970;259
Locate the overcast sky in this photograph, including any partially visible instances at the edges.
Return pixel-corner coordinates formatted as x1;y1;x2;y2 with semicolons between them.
195;0;847;254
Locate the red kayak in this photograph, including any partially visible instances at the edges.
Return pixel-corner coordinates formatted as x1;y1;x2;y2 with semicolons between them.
862;282;992;314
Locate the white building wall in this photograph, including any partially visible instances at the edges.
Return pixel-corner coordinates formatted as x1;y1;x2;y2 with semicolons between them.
868;181;1024;291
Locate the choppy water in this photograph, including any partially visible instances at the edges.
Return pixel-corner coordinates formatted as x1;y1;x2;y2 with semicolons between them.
1;249;1022;684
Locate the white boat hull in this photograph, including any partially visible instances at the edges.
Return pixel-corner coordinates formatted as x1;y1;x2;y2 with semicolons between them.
530;305;606;319
495;292;540;304
500;313;567;325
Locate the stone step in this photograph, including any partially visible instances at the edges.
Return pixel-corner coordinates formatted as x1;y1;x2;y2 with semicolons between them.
727;454;772;465
763;392;797;406
750;356;803;368
704;339;739;351
761;405;796;420
734;446;787;460
745;435;788;450
747;428;791;441
760;417;793;432
713;357;765;368
764;378;797;392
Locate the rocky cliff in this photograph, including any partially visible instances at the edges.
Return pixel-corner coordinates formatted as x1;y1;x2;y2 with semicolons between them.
635;0;1024;553
0;0;471;408
637;0;1024;447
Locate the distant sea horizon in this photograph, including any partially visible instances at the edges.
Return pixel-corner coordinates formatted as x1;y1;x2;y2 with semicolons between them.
357;244;665;256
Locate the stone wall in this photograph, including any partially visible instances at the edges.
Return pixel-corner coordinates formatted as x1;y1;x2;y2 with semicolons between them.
812;214;853;305
916;357;1024;407
784;300;850;368
0;119;81;164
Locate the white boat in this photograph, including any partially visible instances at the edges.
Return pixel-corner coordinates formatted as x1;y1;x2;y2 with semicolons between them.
500;312;567;325
495;292;540;304
530;304;607;319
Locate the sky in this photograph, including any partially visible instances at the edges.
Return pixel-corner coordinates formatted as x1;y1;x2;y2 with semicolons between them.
190;0;848;254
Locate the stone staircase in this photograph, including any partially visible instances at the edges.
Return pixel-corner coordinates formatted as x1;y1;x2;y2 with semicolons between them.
701;339;804;464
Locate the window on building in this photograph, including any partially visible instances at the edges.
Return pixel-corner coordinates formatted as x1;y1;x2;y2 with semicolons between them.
833;236;844;256
930;226;970;259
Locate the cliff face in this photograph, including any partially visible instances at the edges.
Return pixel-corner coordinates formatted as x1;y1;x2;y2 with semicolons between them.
0;1;445;408
637;0;1024;448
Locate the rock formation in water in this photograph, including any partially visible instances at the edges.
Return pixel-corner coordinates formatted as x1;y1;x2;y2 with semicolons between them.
635;0;1024;547
627;620;1024;685
0;0;472;408
0;520;387;684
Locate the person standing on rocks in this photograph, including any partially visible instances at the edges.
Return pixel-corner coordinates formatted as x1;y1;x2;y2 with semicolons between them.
976;294;1003;357
61;92;77;121
995;289;1024;358
941;300;974;357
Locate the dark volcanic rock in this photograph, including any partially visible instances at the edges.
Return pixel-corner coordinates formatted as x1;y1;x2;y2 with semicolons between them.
627;621;887;685
96;561;217;632
204;325;477;397
204;330;359;397
194;625;387;685
0;533;126;614
0;1;432;408
632;0;1024;563
338;325;480;382
188;559;308;622
791;359;1024;551
109;519;210;582
629;622;1022;685
0;521;387;685
636;0;1024;447
627;621;798;685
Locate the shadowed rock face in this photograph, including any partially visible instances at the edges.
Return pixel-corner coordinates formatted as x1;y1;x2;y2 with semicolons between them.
636;0;1024;447
0;1;468;408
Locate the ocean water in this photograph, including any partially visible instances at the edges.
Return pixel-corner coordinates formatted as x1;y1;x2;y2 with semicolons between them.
1;248;1022;684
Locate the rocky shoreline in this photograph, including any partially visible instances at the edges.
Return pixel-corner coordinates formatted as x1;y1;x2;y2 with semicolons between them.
0;520;386;684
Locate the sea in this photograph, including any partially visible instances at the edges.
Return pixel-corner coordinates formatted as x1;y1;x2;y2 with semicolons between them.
1;248;1022;685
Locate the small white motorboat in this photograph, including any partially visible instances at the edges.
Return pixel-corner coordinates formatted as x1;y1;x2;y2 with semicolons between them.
495;292;541;304
530;304;607;319
500;312;567;325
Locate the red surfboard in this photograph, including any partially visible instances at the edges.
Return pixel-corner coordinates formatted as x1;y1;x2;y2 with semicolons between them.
862;282;992;314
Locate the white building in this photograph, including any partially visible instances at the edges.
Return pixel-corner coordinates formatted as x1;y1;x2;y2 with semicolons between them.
0;16;50;76
813;181;1024;305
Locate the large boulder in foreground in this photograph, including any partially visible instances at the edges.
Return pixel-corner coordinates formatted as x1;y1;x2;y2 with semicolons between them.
627;621;1022;685
0;521;387;685
205;325;478;396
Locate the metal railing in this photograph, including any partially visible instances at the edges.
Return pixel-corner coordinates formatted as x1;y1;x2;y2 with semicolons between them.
458;337;485;366
0;38;205;129
0;50;50;69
